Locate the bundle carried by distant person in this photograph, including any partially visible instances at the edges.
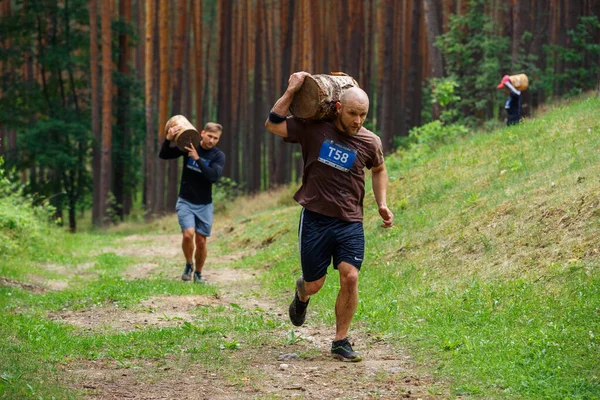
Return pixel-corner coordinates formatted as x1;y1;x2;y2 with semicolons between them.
497;74;529;92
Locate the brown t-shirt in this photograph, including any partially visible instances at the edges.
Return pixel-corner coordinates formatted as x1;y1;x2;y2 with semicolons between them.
286;117;384;222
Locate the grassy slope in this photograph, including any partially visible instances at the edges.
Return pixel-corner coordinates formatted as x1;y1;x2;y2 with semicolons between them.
0;95;598;399
219;95;600;399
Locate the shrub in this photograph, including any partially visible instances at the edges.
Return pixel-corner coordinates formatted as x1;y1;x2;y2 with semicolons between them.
0;157;54;257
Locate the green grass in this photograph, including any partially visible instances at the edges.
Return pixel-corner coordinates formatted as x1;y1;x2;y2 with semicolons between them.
1;94;599;399
222;95;600;399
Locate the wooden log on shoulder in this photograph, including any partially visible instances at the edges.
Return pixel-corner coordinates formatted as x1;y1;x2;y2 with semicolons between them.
289;73;360;120
165;115;201;151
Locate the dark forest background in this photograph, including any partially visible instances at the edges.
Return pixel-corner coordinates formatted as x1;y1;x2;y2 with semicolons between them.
0;0;599;231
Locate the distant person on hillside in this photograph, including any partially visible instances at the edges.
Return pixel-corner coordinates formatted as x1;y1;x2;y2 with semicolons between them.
497;74;523;126
159;121;225;284
265;71;394;362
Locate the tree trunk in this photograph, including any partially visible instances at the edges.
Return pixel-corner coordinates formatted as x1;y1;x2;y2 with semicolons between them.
217;0;232;177
405;0;422;132
90;0;102;226
265;0;281;188
167;0;187;211
251;0;265;193
375;2;384;135
393;0;406;138
136;0;145;81
144;0;156;217
529;0;547;108
423;0;444;119
192;0;204;127
279;0;294;185
183;10;192;119
300;0;313;72
511;0;530;67
346;0;364;82
328;2;341;71
156;0;169;214
380;0;395;152
100;0;113;226
115;0;131;220
359;0;376;99
240;0;251;187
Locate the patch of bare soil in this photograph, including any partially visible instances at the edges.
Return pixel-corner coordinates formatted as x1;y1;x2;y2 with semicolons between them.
66;338;442;400
2;262;95;292
27;275;70;291
27;262;98;291
61;233;446;399
0;277;47;293
39;262;96;275
48;295;225;333
122;263;163;280
250;327;444;399
65;359;259;400
106;234;182;258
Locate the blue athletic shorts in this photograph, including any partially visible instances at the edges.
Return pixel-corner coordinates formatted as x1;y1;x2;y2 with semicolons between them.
298;208;364;282
176;197;213;236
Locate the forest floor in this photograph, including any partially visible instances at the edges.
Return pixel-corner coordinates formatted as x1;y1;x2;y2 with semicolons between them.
47;232;449;400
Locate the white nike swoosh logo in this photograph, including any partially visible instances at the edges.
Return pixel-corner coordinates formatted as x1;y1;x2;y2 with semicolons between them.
354;257;362;261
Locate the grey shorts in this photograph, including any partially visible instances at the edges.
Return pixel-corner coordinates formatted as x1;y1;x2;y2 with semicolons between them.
176;197;213;236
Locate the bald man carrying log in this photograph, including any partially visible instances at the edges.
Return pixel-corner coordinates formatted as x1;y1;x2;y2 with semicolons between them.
265;71;394;362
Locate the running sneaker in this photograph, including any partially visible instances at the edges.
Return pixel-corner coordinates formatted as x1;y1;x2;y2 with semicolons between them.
181;263;193;281
193;271;206;284
331;338;362;362
288;277;309;326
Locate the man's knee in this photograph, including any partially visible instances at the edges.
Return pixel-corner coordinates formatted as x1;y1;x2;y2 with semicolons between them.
182;228;195;242
339;263;359;288
304;276;326;295
195;234;207;248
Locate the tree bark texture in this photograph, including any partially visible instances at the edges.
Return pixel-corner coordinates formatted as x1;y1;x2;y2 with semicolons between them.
100;0;113;226
192;0;204;128
423;0;444;119
115;0;131;220
144;0;156;216
217;0;232;177
156;0;169;214
381;0;395;152
89;0;102;225
167;0;187;211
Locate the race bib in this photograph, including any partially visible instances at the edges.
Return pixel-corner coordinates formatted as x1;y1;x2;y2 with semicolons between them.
318;139;357;172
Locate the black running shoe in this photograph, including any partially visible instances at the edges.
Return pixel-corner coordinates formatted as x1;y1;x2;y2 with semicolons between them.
181;263;193;281
193;271;205;284
331;338;362;362
288;282;309;327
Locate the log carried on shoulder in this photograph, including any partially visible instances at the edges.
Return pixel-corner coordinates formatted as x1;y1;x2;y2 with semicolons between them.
165;115;201;151
290;73;360;120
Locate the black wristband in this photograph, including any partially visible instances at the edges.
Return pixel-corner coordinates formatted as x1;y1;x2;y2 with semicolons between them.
268;111;286;124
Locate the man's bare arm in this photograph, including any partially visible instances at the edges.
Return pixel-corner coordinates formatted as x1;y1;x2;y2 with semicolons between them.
371;163;393;228
265;71;311;138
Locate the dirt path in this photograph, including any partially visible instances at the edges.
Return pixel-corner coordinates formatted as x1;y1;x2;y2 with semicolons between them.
49;234;447;399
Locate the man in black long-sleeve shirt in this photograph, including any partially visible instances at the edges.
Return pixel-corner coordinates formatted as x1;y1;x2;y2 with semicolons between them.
159;122;226;283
